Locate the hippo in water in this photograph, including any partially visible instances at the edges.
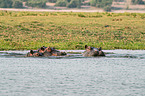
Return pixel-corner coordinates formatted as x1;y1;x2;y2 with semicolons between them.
38;46;47;53
43;46;66;56
26;46;67;57
26;50;43;57
83;45;105;57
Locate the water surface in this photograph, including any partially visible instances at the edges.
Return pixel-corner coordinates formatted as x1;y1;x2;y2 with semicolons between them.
0;50;145;96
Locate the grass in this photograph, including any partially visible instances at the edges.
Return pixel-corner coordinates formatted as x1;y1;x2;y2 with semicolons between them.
0;11;145;50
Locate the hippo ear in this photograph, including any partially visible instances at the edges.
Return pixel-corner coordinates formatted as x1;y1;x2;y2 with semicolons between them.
88;46;91;50
85;45;88;49
41;47;45;51
98;47;102;51
30;50;34;54
48;47;52;52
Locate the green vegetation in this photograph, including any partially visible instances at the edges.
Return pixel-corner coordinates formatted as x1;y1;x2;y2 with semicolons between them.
132;0;145;4
0;0;13;8
55;0;68;7
0;11;145;50
90;0;113;11
0;0;145;12
12;0;23;8
0;0;113;11
26;1;47;8
51;0;82;8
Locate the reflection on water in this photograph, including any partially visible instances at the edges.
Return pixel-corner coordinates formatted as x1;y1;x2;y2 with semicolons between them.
0;50;145;96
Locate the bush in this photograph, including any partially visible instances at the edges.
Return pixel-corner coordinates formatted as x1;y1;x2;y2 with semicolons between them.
104;5;112;12
12;1;23;8
21;0;28;2
55;0;68;7
90;0;113;11
67;0;71;2
47;0;57;3
132;0;145;4
26;1;47;8
67;0;79;8
90;0;97;7
0;0;13;8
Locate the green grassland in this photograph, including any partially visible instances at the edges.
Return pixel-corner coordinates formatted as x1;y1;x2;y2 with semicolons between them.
0;11;144;50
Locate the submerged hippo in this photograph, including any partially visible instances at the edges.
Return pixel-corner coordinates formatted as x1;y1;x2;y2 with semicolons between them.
83;45;105;57
26;50;43;57
26;46;67;57
43;46;66;57
38;46;47;53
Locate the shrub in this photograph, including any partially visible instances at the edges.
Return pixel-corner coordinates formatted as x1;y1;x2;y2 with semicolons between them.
78;14;86;17
90;0;113;12
47;0;57;3
0;0;13;8
132;0;145;4
55;0;68;7
104;5;112;12
67;0;77;8
26;1;47;8
12;1;23;8
90;0;97;7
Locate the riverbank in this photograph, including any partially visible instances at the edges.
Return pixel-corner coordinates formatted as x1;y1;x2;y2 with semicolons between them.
0;11;144;50
0;8;145;13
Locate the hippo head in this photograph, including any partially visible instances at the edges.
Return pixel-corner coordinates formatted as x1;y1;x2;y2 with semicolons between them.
85;45;93;52
27;50;42;57
38;46;46;53
84;45;99;56
44;47;52;53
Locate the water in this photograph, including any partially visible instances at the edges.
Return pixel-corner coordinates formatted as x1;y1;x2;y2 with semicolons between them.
0;50;145;96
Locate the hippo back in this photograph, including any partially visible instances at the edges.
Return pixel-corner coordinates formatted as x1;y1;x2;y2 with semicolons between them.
83;50;99;57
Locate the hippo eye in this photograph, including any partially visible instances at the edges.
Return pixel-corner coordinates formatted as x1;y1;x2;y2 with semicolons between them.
35;53;39;56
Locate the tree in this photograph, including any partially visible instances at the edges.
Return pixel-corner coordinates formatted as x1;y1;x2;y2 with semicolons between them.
12;1;23;8
90;0;113;11
67;0;71;2
55;0;68;7
21;0;28;2
0;0;13;8
26;1;47;8
67;0;82;8
90;0;97;6
47;0;57;3
104;5;112;11
132;0;144;4
77;0;81;8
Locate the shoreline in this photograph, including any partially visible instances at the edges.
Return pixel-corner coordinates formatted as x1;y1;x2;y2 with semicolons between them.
0;8;145;13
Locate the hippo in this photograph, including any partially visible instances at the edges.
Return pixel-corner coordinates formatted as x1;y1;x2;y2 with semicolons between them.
43;46;66;56
26;50;43;57
26;46;67;57
83;45;105;57
38;46;47;53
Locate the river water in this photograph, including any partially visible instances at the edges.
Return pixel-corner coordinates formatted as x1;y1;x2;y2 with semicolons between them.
0;50;145;96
